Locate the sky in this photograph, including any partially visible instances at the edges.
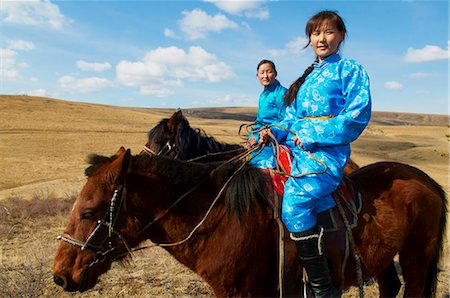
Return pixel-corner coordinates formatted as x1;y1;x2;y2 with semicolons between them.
1;0;449;114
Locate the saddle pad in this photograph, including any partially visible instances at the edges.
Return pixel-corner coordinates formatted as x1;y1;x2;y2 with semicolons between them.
277;145;292;174
318;176;362;232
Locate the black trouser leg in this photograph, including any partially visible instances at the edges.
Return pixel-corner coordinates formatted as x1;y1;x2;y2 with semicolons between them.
291;225;340;298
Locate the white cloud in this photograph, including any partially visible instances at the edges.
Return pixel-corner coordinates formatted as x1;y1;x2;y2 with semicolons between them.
1;48;17;68
0;0;70;29
416;89;432;95
201;94;256;105
116;46;235;98
164;28;177;39
204;0;269;20
139;85;174;97
58;75;114;93
178;9;238;40
385;81;403;90
76;60;111;72
7;39;35;51
0;48;19;78
0;40;35;79
268;36;308;57
18;62;29;68
28;88;47;97
409;72;438;79
403;42;449;62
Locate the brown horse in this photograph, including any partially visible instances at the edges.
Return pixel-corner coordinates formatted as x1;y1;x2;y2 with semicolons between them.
142;110;359;175
53;147;447;297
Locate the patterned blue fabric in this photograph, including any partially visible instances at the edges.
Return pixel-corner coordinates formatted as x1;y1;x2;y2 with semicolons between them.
272;54;371;232
249;79;287;169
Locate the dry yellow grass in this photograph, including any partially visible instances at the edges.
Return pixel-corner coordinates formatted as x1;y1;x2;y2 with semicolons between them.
0;95;448;297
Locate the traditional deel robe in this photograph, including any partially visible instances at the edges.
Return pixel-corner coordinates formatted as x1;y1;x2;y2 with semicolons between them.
271;54;371;232
249;79;287;169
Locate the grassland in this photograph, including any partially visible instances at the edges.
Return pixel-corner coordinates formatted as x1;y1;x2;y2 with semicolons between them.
0;95;448;297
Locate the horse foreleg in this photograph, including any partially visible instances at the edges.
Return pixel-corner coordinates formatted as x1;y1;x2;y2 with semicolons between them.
376;260;401;297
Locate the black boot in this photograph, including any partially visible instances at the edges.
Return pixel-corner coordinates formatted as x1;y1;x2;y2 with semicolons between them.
291;225;340;298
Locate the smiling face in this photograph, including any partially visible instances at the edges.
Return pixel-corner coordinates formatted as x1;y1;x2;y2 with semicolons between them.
310;21;344;63
256;62;277;88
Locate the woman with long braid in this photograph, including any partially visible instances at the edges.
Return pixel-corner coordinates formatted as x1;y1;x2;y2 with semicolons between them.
260;10;371;297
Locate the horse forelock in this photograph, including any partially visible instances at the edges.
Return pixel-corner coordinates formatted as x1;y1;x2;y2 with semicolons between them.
84;153;119;177
147;118;169;145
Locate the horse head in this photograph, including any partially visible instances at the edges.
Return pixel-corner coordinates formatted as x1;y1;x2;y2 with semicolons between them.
142;109;189;158
143;110;244;162
53;147;143;292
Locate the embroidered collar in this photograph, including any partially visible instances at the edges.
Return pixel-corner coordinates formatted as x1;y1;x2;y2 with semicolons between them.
314;53;341;69
264;79;280;93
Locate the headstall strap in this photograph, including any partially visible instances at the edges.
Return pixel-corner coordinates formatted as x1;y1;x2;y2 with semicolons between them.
142;139;176;157
57;185;127;257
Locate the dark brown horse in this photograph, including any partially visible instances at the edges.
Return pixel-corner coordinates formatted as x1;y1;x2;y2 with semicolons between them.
142;110;360;175
53;147;447;297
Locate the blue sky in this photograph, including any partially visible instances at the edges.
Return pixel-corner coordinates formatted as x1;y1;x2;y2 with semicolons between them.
1;0;448;114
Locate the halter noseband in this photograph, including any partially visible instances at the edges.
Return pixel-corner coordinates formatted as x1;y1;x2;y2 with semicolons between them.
142;139;178;158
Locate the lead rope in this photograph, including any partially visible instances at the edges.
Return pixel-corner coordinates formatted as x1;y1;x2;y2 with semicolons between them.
335;193;364;298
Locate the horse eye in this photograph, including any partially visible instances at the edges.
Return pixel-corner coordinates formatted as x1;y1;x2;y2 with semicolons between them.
81;212;94;220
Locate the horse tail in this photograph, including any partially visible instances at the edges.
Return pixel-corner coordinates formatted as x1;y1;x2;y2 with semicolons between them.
424;180;447;297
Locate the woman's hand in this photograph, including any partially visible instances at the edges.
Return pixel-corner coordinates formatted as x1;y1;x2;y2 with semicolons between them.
246;136;257;148
258;128;270;144
293;135;302;147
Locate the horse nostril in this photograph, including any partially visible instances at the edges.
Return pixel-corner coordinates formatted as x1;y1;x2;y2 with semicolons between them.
53;275;68;288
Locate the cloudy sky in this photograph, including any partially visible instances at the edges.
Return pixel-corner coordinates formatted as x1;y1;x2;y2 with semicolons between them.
1;0;448;114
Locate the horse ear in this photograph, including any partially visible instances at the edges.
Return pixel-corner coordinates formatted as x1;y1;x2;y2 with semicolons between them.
115;146;126;156
118;148;131;184
107;148;131;185
167;110;183;133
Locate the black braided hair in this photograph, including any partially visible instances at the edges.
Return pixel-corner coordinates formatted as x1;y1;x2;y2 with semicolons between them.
283;64;314;106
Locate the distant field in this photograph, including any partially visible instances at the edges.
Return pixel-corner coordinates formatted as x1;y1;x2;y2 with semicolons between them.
0;95;448;297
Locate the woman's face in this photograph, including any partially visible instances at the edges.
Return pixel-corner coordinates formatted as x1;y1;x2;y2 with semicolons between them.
310;21;344;62
256;63;277;87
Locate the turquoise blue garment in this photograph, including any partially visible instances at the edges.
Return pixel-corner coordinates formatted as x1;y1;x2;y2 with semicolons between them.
249;79;287;169
272;54;371;232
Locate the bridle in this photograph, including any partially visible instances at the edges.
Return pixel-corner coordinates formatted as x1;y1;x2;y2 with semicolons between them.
57;185;133;267
142;138;178;158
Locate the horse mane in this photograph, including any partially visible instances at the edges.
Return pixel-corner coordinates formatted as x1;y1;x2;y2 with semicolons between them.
223;164;274;219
